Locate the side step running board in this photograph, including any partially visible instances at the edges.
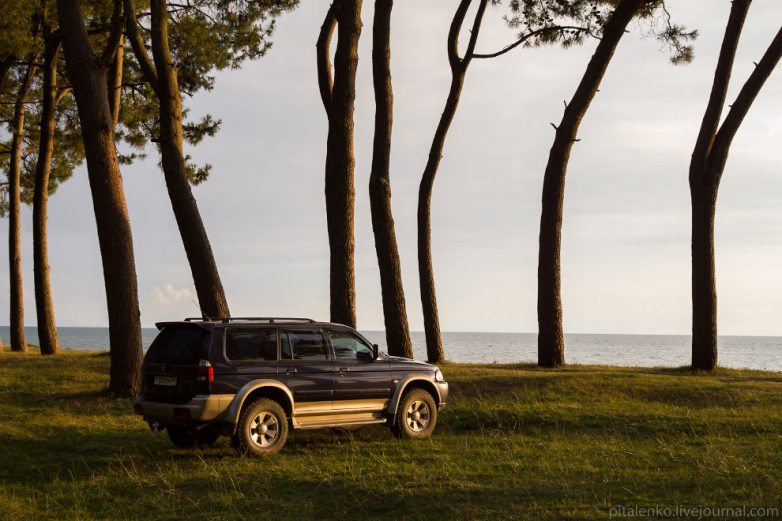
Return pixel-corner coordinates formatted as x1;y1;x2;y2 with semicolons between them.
293;417;388;430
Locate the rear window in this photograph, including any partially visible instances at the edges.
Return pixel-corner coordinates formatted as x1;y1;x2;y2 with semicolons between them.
226;328;278;361
145;327;211;365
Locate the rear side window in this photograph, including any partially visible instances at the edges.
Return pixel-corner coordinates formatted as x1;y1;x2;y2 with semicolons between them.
225;328;278;361
281;330;328;360
145;327;211;365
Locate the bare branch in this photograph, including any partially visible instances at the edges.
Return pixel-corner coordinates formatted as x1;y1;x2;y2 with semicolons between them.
473;26;596;59
447;0;473;71
99;0;125;68
712;25;782;163
691;0;750;168
124;0;160;94
316;4;337;113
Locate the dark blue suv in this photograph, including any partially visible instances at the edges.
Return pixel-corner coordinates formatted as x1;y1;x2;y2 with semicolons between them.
134;317;448;455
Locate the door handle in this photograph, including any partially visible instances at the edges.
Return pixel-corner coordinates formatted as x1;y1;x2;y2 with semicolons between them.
339;368;349;373
286;368;298;374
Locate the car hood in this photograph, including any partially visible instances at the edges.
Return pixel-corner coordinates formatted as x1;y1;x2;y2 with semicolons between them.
382;355;437;372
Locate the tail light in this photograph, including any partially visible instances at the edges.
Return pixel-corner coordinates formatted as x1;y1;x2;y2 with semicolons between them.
197;359;214;383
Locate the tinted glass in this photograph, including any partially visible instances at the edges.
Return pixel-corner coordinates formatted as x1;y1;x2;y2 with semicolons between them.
328;330;374;360
225;328;278;361
145;327;210;364
282;330;328;360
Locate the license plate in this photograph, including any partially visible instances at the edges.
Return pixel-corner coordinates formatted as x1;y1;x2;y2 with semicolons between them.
154;376;177;387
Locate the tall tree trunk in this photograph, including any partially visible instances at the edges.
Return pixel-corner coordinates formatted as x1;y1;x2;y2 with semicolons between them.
33;35;61;355
369;0;412;358
7;61;36;353
537;0;644;367
58;0;143;397
418;0;487;363
142;0;229;319
317;0;362;328
690;185;718;369
688;0;781;370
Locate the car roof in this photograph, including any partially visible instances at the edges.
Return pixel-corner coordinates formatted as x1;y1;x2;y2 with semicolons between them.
154;318;354;331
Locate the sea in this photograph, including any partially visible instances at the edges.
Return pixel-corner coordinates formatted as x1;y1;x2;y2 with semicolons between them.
2;326;781;371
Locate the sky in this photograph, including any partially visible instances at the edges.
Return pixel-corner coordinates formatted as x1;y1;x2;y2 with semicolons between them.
1;0;781;335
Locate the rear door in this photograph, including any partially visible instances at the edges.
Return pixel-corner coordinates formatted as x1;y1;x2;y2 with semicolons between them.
142;325;212;403
277;329;335;407
216;327;279;394
328;329;393;403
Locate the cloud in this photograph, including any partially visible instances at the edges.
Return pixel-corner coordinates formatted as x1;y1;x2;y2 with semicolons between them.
152;283;197;306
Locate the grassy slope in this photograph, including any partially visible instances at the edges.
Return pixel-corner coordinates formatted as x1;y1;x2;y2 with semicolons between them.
1;350;781;520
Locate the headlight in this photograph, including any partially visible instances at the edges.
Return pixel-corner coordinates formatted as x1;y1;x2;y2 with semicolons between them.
434;369;445;382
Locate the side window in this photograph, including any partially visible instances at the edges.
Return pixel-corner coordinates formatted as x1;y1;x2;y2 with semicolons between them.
328;330;374;360
225;328;278;361
281;330;328;360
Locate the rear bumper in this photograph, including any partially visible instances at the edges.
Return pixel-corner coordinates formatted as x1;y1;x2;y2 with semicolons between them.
436;381;448;410
135;393;234;426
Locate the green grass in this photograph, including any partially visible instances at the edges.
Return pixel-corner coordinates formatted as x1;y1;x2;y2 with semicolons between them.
1;350;781;520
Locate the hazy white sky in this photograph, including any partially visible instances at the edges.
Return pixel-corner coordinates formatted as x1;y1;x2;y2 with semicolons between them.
1;0;781;334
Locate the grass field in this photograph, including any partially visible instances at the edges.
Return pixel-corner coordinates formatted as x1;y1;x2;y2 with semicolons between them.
1;349;781;520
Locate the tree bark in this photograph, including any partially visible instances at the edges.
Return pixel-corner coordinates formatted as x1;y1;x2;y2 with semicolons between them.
369;0;412;358
7;60;36;353
107;33;124;129
317;0;362;328
689;0;781;370
58;0;143;397
690;186;718;369
537;0;644;367
145;0;230;320
33;34;61;356
417;0;487;363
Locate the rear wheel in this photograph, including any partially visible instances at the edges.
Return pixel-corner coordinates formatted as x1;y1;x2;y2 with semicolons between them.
393;388;438;439
236;398;288;456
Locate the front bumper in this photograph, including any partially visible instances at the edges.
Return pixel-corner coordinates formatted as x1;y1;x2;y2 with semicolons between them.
134;393;234;426
436;381;449;410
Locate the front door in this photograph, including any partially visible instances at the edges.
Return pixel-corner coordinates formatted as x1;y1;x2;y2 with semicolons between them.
328;329;392;409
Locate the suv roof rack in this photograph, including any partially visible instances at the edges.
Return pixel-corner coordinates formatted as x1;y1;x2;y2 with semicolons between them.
183;317;316;324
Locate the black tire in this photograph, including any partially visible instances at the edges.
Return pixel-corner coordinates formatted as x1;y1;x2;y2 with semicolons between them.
167;426;221;449
236;398;289;456
393;388;438;440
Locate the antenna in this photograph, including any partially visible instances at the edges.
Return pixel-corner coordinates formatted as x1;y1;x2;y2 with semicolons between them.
191;297;212;322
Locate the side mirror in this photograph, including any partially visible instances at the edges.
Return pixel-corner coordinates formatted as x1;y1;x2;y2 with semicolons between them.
373;344;379;359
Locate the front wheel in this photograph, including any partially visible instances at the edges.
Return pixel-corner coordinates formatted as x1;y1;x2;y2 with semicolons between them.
236;398;289;456
393;388;438;439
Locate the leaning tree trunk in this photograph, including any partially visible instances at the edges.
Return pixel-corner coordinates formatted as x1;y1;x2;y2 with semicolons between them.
369;0;412;358
7;60;36;353
418;0;487;363
33;36;61;355
537;0;644;367
417;77;464;363
147;0;229;319
317;0;363;328
58;0;143;397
